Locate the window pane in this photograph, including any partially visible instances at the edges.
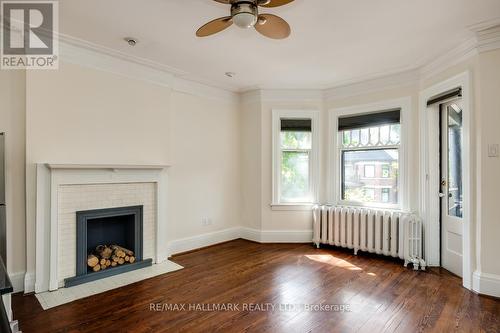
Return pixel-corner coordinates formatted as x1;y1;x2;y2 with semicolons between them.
281;131;311;150
342;124;399;148
343;131;351;146
380;125;390;145
351;130;360;146
342;149;399;205
447;105;463;218
281;151;310;202
360;128;369;146
389;124;401;145
369;127;379;145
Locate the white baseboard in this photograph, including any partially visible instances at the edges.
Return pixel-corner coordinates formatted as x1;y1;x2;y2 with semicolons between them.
240;227;313;243
8;272;26;293
240;227;262;242
472;270;500;297
24;272;35;293
168;227;242;256
168;227;314;256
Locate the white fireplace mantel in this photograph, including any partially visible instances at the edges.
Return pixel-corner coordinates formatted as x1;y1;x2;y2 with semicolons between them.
35;163;170;293
46;163;170;170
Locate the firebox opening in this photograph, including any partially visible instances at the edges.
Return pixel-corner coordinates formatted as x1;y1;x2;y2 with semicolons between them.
87;215;135;260
64;205;152;288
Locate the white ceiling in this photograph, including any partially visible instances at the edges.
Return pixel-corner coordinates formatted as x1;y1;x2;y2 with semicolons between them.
59;0;500;92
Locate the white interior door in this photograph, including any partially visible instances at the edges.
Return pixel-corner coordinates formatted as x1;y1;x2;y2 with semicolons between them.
440;100;463;277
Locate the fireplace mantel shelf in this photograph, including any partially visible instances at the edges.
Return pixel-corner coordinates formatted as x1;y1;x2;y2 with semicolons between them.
45;163;170;170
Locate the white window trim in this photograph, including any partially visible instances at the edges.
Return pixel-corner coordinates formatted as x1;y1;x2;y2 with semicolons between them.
272;109;320;207
328;97;412;211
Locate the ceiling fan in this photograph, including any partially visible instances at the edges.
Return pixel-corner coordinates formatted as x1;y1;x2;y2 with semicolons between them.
196;0;294;39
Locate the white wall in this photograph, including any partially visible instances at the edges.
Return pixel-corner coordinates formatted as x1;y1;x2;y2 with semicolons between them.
476;49;500;277
0;70;26;284
22;60;242;289
168;90;240;240
240;91;262;231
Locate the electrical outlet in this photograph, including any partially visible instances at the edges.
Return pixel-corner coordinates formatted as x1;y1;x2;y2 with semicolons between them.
488;144;499;158
202;217;212;226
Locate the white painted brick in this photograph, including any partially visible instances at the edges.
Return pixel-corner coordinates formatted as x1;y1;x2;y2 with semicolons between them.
57;183;157;284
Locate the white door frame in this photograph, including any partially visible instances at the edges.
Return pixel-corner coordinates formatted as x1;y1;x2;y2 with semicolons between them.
419;71;472;290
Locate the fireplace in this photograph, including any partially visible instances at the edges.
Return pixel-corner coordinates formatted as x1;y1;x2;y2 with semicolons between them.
64;205;153;287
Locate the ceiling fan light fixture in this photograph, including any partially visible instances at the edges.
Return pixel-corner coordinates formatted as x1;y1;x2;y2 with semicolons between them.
231;3;258;29
233;12;257;28
196;0;293;39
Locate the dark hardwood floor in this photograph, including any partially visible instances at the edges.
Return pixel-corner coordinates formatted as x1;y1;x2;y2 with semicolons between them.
12;240;500;332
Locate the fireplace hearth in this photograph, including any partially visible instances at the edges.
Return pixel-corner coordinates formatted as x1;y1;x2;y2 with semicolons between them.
64;205;152;287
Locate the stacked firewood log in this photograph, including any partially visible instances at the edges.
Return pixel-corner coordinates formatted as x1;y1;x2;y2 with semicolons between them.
87;245;136;272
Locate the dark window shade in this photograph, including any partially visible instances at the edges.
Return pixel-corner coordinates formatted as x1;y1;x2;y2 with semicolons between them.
427;87;462;106
338;109;400;131
281;119;312;132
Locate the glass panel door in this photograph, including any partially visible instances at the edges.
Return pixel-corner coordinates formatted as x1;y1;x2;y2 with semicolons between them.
440;100;464;277
446;103;463;218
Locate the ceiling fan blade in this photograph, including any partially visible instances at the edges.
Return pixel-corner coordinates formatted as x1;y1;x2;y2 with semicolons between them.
255;14;291;39
259;0;294;8
196;16;233;37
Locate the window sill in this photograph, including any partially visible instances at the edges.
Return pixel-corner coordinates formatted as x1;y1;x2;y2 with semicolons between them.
270;204;314;211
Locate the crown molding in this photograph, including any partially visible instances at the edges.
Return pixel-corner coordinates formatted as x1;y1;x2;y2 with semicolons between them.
58;33;187;76
240;89;324;106
419;21;500;81
324;69;419;101
475;24;500;53
468;17;500;33
58;33;239;103
260;89;324;103
173;77;240;104
240;90;262;105
270;23;500;101
54;18;500;104
418;37;479;81
60;40;175;88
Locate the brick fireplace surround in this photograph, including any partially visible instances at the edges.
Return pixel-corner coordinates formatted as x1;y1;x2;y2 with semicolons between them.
34;164;169;293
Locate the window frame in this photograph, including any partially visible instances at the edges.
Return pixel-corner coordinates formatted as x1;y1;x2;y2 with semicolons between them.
329;98;411;211
272;109;320;207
